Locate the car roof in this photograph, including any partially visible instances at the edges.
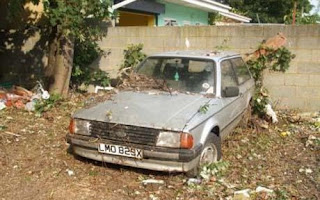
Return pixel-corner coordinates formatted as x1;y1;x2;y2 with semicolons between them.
151;50;240;60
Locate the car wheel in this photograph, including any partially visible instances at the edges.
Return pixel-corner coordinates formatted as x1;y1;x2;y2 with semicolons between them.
186;134;221;177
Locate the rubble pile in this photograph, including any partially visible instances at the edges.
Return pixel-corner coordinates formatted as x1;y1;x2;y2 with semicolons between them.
118;73;165;91
0;82;50;111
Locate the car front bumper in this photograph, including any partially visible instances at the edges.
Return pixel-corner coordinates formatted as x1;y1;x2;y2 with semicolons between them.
67;134;202;172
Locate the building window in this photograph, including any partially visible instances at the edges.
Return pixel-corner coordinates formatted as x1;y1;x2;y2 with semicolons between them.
164;18;178;26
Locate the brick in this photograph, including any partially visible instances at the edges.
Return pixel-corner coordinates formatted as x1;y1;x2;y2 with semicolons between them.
284;74;309;86
305;98;320;111
295;37;319;49
309;75;320;86
263;25;285;37
285;61;298;73
291;49;313;62
296;86;320;98
276;97;306;110
207;27;219;37
216;26;239;37
312;50;320;62
205;37;230;49
263;73;285;86
266;86;296;98
297;62;320;74
243;26;264;37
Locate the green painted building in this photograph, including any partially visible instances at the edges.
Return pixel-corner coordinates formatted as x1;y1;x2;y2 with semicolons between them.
157;0;209;26
114;0;250;26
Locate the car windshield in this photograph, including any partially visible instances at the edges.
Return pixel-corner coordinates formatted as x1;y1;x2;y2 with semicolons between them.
136;57;216;95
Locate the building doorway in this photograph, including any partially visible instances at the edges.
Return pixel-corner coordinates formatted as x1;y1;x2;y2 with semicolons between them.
117;11;155;26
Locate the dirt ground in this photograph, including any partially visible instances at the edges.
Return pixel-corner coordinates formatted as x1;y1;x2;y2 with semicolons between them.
0;93;319;200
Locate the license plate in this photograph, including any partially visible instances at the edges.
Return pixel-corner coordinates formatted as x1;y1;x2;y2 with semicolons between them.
98;144;143;159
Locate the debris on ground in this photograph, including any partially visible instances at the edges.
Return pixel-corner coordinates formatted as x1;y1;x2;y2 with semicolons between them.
305;135;320;150
265;104;278;123
0;102;6;110
94;85;114;93
141;179;165;185
187;178;202;185
233;189;251;200
66;169;75;176
0;97;319;199
255;186;273;193
0;82;50;112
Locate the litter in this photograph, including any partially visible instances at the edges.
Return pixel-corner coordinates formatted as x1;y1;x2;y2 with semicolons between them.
187;178;202;185
95;85;113;93
265;104;278;123
66;169;74;176
0;102;6;110
255;186;273;193
0;82;51;112
25;101;36;111
141;179;164;185
234;189;251;200
36;81;50;100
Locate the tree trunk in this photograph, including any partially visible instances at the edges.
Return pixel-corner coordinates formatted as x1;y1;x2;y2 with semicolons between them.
45;26;58;88
48;34;74;97
292;1;297;25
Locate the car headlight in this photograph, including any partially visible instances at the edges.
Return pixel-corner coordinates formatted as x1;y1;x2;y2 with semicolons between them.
156;131;193;149
69;118;91;136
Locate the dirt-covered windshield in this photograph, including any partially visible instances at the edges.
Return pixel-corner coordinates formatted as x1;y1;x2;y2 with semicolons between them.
136;57;216;95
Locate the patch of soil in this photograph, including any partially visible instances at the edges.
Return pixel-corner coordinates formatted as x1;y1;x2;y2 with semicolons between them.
0;96;319;200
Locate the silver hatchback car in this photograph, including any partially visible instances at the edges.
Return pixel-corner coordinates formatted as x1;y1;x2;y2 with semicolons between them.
67;50;255;176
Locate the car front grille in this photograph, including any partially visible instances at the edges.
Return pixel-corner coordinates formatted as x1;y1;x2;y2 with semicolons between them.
89;121;160;146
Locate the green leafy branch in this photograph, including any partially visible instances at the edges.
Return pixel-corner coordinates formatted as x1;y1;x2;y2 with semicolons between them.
246;45;295;116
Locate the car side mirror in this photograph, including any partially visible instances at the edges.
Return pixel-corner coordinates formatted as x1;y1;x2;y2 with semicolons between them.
224;86;239;97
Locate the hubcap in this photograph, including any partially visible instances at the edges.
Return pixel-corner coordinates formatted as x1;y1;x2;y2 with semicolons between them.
200;144;218;165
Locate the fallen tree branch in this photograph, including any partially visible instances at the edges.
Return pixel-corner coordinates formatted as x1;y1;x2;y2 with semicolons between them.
1;131;21;137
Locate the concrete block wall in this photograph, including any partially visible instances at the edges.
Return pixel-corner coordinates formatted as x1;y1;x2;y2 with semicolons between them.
98;25;320;111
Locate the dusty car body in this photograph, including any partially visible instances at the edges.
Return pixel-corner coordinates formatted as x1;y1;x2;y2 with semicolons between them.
67;50;255;175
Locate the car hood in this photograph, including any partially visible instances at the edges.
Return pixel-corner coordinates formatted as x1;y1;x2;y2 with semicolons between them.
74;91;212;131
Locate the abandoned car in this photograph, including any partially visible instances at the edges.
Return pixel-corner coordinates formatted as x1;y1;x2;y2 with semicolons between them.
67;50;255;176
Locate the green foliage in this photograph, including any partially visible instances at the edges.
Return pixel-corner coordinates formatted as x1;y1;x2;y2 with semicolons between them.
274;189;290;200
6;0;113;94
252;89;269;117
226;0;313;23
200;161;229;180
34;93;62;114
42;0;112;39
284;13;320;24
0;125;8;131
208;12;223;25
246;45;295;116
247;47;295;85
121;44;146;70
198;103;210;114
71;40;110;89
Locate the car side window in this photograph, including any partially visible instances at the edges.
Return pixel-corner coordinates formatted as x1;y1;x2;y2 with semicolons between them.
231;57;251;84
221;60;238;97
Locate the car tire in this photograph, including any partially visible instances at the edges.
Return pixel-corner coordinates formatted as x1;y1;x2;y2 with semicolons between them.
186;134;221;177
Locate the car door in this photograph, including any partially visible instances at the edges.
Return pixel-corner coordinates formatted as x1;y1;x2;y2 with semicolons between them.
230;57;254;110
219;59;243;136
